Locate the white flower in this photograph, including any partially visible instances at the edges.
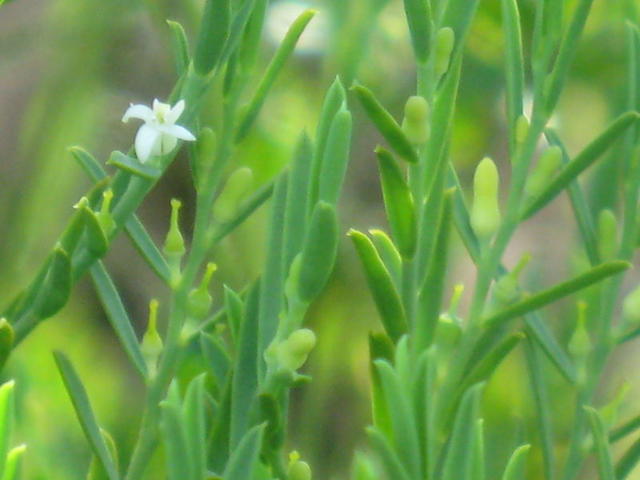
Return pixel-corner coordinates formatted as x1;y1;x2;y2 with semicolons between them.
122;99;196;163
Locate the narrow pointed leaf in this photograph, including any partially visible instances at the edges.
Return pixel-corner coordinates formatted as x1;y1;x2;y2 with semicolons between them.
472;419;485;480
235;9;316;141
90;262;147;378
167;20;190;75
403;0;432;62
522;112;640;219
161;401;192;480
223;424;265;480
369;229;402;288
375;147;416;259
351;83;418;163
611;414;640;443
194;0;230;75
183;375;207;480
318;109;352;206
483;261;631;327
0;445;25;480
0;381;15;479
366;427;412;480
81;207;108;258
501;445;530;480
200;333;231;388
585;406;615;480
53;352;119;480
349;230;408;342
223;285;243;345
616;434;640;479
107;151;161;180
34;247;72;319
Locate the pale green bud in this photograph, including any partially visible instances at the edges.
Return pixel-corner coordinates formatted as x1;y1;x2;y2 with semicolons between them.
163;199;186;287
515;115;530;145
471;157;501;240
187;263;217;320
524;146;562;198
213;167;253;223
435;284;464;348
142;299;163;378
597;209;618;261
277;329;317;371
401;96;430;145
569;302;591;359
435;27;455;78
96;189;115;236
622;284;640;324
288;451;312;480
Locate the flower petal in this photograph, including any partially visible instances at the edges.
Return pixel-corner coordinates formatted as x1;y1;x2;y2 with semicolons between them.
135;124;161;163
166;100;186;124
122;103;153;123
160;134;178;155
158;124;196;141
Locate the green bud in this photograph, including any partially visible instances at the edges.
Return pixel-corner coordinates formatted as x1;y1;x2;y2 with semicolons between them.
493;254;530;306
142;299;163;378
187;263;217;320
515;115;530;145
277;329;317;371
288;451;312;480
470;157;501;240
435;284;464;348
194;127;217;190
434;27;455;78
622;284;640;324
96;189;115;236
525;146;562;198
0;318;14;371
213;167;253;223
569;302;591;360
597;209;618;261
163;199;186;287
401;96;430;145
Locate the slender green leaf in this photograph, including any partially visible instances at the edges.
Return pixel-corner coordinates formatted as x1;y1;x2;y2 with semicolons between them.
611;414;640;443
366;427;412;480
440;0;480;62
90;262;147;378
369;229;402;288
0;445;25;480
318;109;352;206
442;383;484;480
209;369;233;472
483;261;631;327
500;0;525;153
161;400;192;480
349;230;408;342
522;112;639;219
34;247;72;319
0;381;15;479
585;406;615;480
403;0;432;62
501;445;530;480
193;0;230;75
351;83;418;163
472;419;485;480
463;332;523;390
107;151;161;180
223;285;243;345
81;206;108;258
368;333;394;439
53;352;119;480
235;9;316;141
525;313;576;384
200;333;231;388
616;434;640;480
223;424;265;480
297;202;339;303
167;20;190;75
183;375;207;480
375;147;416;259
374;360;421;479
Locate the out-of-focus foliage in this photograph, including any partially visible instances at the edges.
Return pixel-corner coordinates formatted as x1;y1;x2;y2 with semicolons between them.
0;0;639;479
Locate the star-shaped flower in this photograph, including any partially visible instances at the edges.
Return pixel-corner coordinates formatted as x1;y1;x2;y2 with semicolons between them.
122;99;196;163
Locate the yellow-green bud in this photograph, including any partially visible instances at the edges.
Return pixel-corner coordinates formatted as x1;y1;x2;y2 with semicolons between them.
142;299;163;378
277;329;316;371
569;302;591;359
213;167;253;224
435;27;455;78
515;115;530;145
194;127;217;190
597;209;618;261
164;199;186;287
524;146;562;198
435;284;464;348
187;263;217;320
470;157;501;240
493;254;530;306
401;96;430;145
622;284;640;324
288;451;312;480
96;189;115;236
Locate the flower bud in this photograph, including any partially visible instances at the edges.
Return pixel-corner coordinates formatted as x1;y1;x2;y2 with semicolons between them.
142;299;163;378
401;96;430;145
187;263;217;320
434;27;455;78
163;199;186;287
597;209;618;261
623;284;640;325
277;329;317;372
435;284;464;348
525;146;562;198
569;302;591;360
213;167;253;224
96;189;115;236
470;157;501;241
288;451;312;480
493;254;530;306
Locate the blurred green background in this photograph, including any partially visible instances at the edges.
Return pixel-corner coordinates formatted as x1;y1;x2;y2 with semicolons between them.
1;0;639;478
